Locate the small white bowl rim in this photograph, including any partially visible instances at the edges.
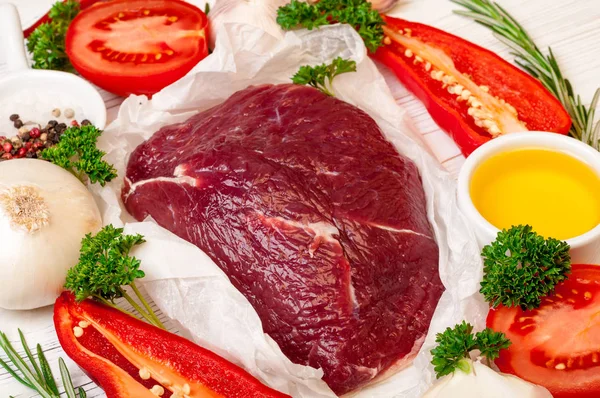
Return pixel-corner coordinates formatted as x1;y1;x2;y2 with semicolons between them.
457;131;600;248
0;69;107;130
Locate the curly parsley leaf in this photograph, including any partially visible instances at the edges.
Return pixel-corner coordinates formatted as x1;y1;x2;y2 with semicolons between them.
292;57;357;96
40;125;117;186
277;0;385;52
26;0;80;71
430;321;511;378
64;225;165;329
480;225;571;310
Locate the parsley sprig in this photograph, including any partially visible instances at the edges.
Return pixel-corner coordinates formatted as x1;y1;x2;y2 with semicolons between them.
40;125;117;186
480;225;571;310
277;0;385;53
0;330;86;398
64;225;165;329
27;0;80;72
292;57;357;96
430;321;510;378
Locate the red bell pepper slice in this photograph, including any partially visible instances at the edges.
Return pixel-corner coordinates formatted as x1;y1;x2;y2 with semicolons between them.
372;16;572;156
23;0;104;38
54;292;290;398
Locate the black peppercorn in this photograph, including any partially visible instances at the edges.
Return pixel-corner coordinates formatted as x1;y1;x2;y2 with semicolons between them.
9;114;19;122
81;119;92;126
48;120;58;127
21;132;30;141
56;123;67;133
13;120;23;129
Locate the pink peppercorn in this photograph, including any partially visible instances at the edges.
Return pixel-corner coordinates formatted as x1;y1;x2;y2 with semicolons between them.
3;141;13;153
29;128;41;139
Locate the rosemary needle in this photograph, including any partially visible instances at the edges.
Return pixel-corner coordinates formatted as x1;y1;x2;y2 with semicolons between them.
0;329;86;398
452;0;600;149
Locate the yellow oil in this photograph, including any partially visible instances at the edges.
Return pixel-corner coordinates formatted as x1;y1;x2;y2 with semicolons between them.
470;148;600;240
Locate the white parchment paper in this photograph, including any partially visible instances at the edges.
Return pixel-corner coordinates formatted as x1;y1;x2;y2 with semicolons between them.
90;3;488;396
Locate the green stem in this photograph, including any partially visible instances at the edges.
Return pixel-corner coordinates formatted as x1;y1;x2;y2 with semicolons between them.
93;295;137;319
130;283;165;330
120;290;159;328
456;358;473;375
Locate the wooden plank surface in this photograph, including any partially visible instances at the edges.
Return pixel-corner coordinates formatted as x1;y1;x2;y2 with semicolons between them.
0;0;599;396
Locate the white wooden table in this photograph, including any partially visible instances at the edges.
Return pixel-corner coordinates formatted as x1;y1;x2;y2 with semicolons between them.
0;0;598;396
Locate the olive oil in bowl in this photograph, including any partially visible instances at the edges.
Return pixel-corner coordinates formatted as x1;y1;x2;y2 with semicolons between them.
470;148;600;240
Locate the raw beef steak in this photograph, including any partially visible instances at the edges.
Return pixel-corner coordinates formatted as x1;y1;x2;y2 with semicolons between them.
123;84;443;395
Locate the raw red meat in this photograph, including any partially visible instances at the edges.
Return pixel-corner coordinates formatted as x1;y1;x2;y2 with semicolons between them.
123;84;443;395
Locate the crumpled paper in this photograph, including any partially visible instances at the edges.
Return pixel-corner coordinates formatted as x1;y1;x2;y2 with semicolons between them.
90;5;488;397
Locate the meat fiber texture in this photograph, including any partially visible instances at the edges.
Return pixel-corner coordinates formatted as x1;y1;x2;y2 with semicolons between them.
90;15;488;398
123;82;443;395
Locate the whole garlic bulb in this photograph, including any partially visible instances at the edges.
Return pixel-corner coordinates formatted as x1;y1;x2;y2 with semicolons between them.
0;159;102;310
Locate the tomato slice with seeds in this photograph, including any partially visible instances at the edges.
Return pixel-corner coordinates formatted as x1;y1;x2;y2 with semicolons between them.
487;264;600;398
65;0;208;96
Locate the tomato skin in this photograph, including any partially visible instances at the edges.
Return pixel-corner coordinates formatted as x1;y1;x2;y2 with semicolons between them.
372;16;572;156
487;264;600;398
65;0;209;97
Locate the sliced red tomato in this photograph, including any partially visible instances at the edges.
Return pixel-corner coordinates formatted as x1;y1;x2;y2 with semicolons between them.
65;0;208;96
487;264;600;398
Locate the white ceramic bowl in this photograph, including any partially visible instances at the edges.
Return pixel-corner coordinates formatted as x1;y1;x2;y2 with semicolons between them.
0;3;106;129
457;132;600;264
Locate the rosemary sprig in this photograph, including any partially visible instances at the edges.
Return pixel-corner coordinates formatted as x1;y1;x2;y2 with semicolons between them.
452;0;600;149
0;330;86;398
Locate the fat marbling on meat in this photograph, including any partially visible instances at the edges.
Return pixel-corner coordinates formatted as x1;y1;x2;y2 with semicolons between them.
122;84;443;395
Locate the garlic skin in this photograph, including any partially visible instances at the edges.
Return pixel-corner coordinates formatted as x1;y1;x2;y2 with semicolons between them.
368;0;399;13
0;159;102;310
422;360;552;398
208;0;289;48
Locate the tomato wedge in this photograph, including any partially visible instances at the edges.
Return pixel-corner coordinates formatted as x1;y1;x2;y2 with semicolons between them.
487;264;600;398
372;16;571;156
65;0;209;96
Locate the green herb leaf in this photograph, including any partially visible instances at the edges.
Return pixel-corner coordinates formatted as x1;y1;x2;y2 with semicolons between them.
0;329;83;398
292;57;357;96
27;0;80;72
65;225;166;329
452;0;600;149
40;125;117;186
475;328;512;362
38;344;59;396
65;225;146;302
430;321;510;378
277;0;385;53
480;225;571;310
